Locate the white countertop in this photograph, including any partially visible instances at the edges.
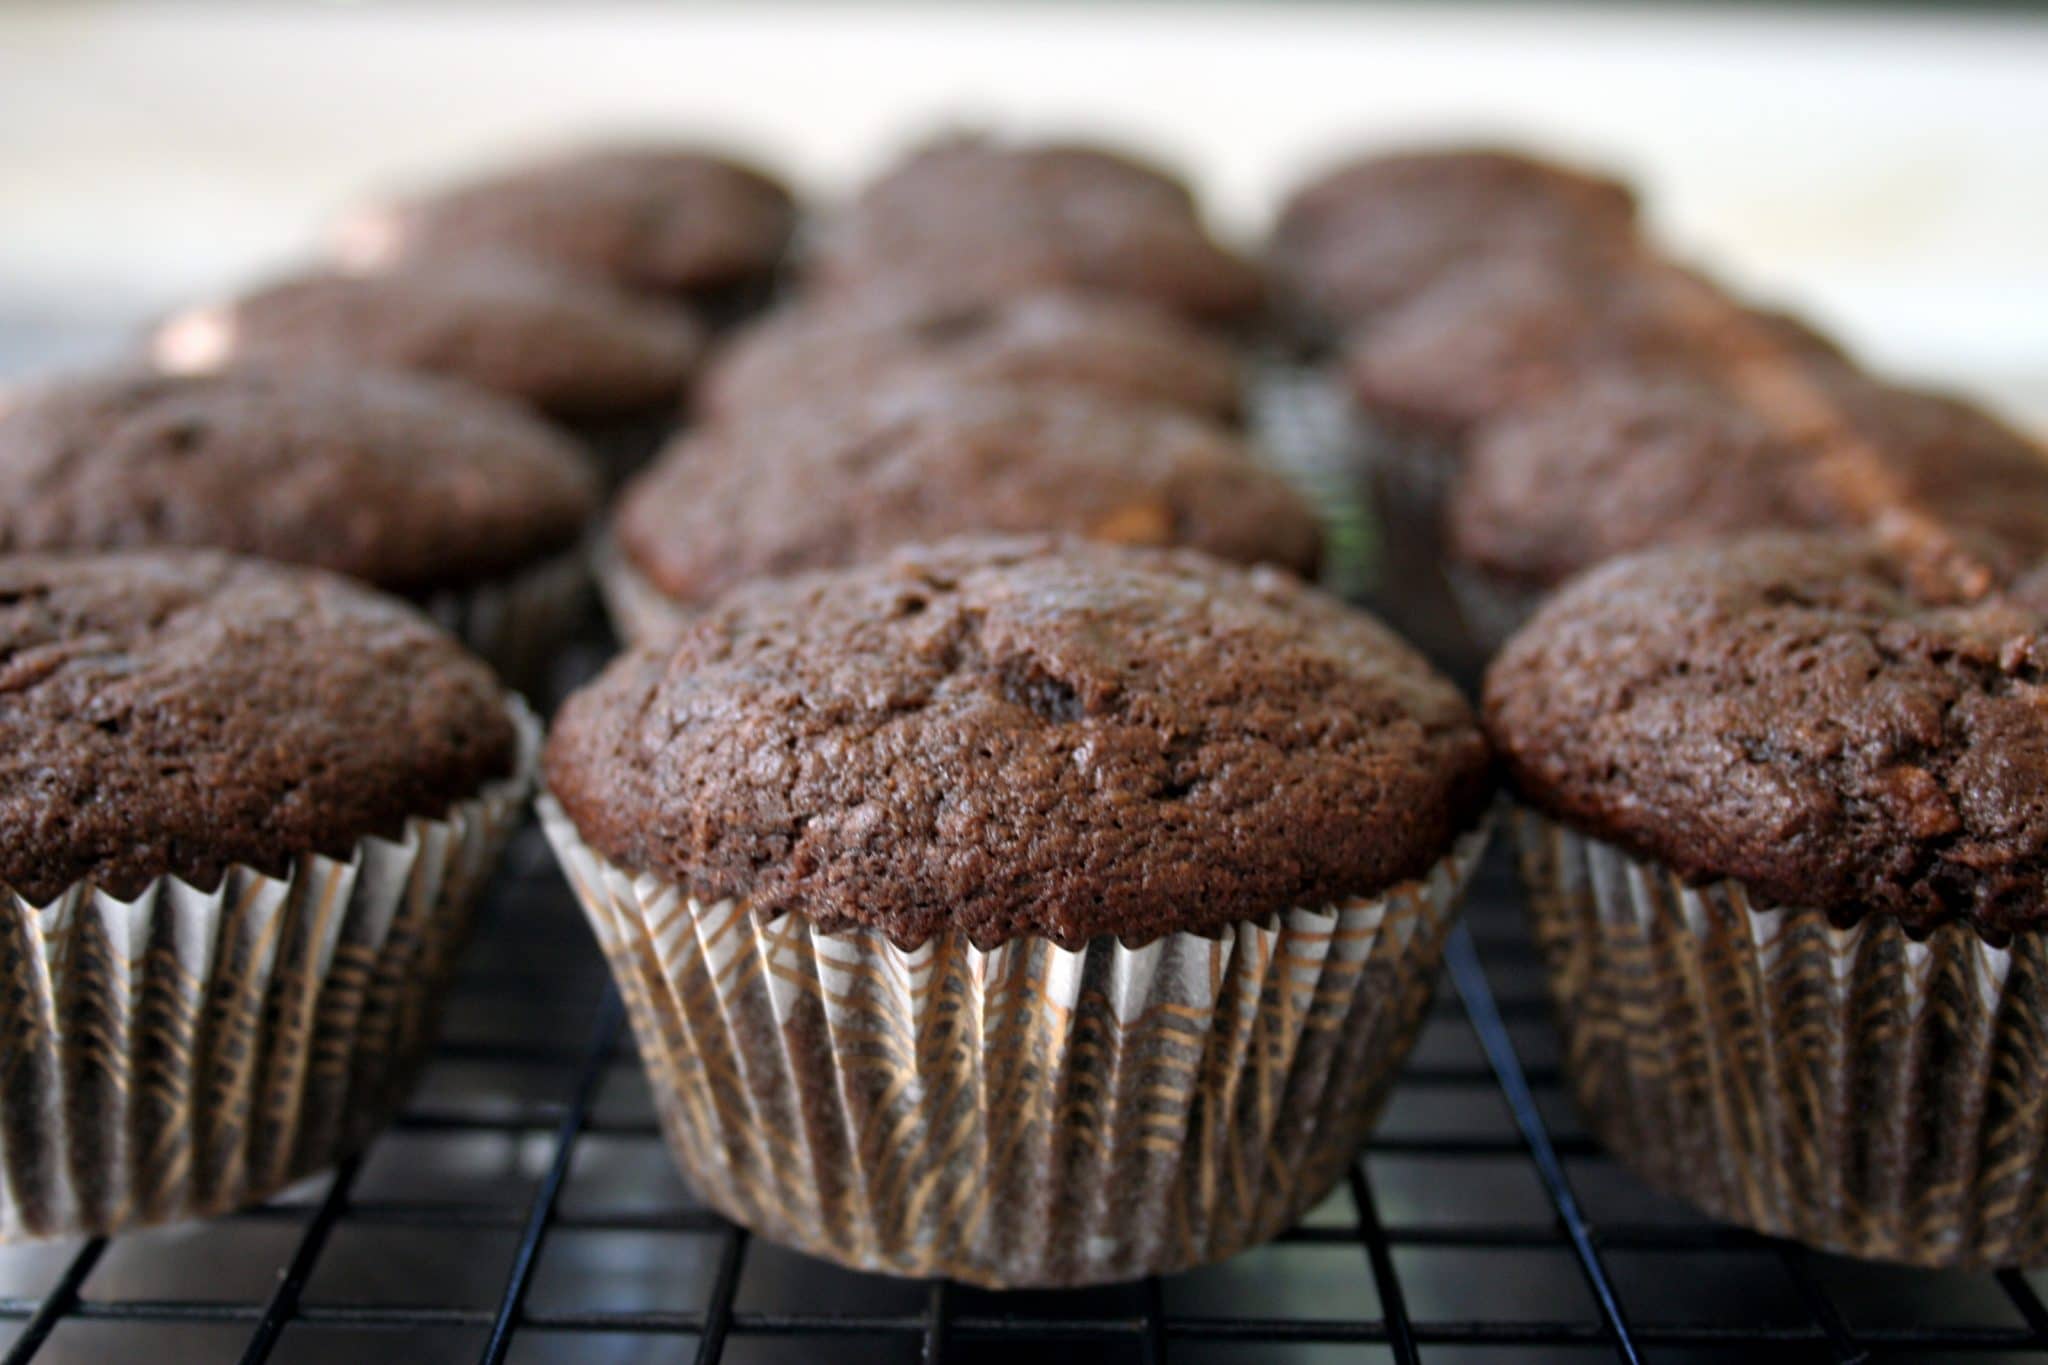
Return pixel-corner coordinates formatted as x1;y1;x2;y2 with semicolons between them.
3;2;2045;424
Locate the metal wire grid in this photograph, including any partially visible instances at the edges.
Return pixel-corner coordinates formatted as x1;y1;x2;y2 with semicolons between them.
0;369;2046;1362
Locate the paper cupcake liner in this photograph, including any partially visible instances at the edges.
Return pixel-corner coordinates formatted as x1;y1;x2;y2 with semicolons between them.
542;798;1488;1287
1513;808;2048;1268
1443;563;1546;659
424;548;590;698
0;703;540;1243
594;537;690;648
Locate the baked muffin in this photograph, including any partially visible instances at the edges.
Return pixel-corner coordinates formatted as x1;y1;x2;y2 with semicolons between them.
602;383;1322;641
332;142;795;319
150;260;704;482
806;136;1263;325
1445;370;2048;648
697;289;1243;425
1269;146;1640;345
544;535;1492;1285
0;549;535;1241
1488;532;2048;1267
0;365;599;688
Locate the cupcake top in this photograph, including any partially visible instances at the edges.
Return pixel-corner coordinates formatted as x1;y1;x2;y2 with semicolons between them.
613;383;1322;608
697;289;1243;424
332;143;796;299
0;550;520;904
0;366;598;595
1343;257;1847;440
807;136;1262;324
1486;533;2048;935
1269;146;1640;334
150;261;704;419
1449;371;2048;591
548;536;1490;949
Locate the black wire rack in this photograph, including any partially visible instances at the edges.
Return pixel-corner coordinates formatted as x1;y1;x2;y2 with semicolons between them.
3;361;2048;1364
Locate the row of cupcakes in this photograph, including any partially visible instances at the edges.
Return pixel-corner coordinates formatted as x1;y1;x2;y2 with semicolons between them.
1274;146;2048;1267
0;132;1509;1297
1270;145;2048;665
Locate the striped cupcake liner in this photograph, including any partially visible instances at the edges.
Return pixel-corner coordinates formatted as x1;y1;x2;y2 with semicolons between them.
593;538;689;648
425;548;591;697
541;797;1488;1288
1514;808;2048;1268
0;703;539;1243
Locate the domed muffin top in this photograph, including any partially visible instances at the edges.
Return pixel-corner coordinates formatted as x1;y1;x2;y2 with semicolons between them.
0;550;519;904
333;143;795;297
151;261;703;418
613;382;1322;608
697;289;1242;423
0;366;597;594
1450;371;2048;591
1486;533;2048;935
548;536;1491;949
1269;146;1640;332
808;136;1261;323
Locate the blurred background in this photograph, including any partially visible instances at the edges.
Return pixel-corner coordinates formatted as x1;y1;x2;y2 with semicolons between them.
3;1;2046;427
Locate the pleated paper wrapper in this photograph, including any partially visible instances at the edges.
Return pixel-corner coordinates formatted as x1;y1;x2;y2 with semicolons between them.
543;798;1488;1287
1514;808;2048;1268
594;538;690;648
424;547;589;697
0;704;540;1243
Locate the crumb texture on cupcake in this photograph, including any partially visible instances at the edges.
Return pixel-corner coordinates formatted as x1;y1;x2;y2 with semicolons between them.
697;289;1243;423
335;144;795;294
614;383;1322;607
549;537;1489;949
0;367;597;594
1486;533;2048;935
0;551;518;904
151;261;703;418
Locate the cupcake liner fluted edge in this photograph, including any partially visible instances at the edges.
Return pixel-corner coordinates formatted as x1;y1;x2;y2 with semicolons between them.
541;795;1488;1288
1513;807;2048;1268
425;547;591;698
0;701;540;1243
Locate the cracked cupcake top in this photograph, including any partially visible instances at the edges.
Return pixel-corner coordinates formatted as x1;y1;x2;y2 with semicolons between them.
547;536;1490;948
614;382;1321;609
0;366;598;594
0;550;518;904
696;289;1243;424
1486;533;2048;935
333;143;795;299
151;260;704;418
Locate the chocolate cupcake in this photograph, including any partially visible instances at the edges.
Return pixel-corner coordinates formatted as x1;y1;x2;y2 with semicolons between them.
544;536;1492;1285
807;136;1262;325
150;260;704;483
1488;532;2048;1267
697;289;1243;425
602;383;1322;641
1445;370;2048;649
0;365;600;690
0;550;535;1242
1269;146;1641;347
332;143;795;321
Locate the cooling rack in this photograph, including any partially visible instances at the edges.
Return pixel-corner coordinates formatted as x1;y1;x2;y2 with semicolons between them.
2;358;2047;1364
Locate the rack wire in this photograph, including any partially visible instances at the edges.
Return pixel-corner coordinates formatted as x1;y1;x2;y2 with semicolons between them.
3;363;2047;1363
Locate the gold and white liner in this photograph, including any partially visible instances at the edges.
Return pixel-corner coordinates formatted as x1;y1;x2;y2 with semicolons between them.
543;797;1488;1288
1515;808;2048;1268
0;703;539;1243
